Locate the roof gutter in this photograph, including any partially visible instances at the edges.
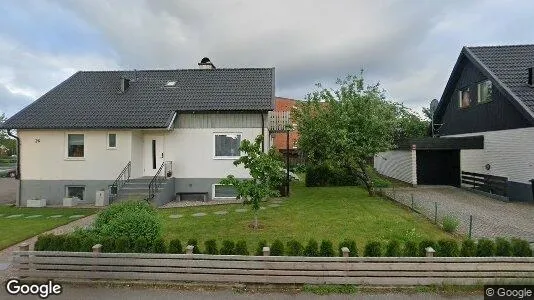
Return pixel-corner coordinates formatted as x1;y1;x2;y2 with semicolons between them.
7;129;21;206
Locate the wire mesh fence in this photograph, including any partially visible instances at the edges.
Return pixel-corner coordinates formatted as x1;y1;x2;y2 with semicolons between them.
378;186;534;242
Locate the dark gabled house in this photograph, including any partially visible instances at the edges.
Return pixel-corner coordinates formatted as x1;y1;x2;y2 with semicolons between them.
375;44;534;202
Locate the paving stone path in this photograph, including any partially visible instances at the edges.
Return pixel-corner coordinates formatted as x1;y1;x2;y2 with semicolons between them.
5;214;22;219
268;204;280;207
69;215;85;219
235;208;248;213
25;215;42;219
259;207;266;210
169;214;183;219
192;212;206;217
214;211;228;215
48;215;63;218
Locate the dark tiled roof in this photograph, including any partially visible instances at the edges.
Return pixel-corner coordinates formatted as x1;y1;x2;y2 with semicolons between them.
466;44;534;113
1;68;275;129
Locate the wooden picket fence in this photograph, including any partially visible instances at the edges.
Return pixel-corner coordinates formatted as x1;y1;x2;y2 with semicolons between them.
12;250;534;285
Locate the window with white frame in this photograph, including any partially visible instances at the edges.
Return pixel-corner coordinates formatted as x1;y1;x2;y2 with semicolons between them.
108;133;117;148
214;133;241;158
213;184;238;199
66;186;85;200
458;87;473;108
67;134;84;158
477;80;492;103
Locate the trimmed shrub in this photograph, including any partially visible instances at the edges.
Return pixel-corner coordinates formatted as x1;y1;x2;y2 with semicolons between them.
286;239;304;256
495;238;512;257
187;239;201;254
235;240;249;256
304;239;319;257
62;235;82;252
338;240;358;257
34;234;54;251
49;235;66;251
152;238;166;254
113;236;129;253
270;239;284;256
204;239;218;255
385;240;401;257
476;239;495;257
442;215;460;233
168;239;183;254
319;240;334;257
418;239;437;257
133;237;149;253
220;240;235;255
95;200;162;245
460;239;476;257
437;239;459;257
363;241;382;257
403;241;418;257
255;240;268;256
510;238;533;257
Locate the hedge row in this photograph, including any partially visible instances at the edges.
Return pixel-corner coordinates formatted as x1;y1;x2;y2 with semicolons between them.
305;164;361;187
34;236;533;257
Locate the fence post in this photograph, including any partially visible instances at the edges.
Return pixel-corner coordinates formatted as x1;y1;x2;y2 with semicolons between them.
425;247;435;258
263;246;270;256
92;244;102;256
468;215;473;239
186;245;195;255
434;202;438;224
411;194;414;210
341;247;350;258
19;242;29;252
18;243;30;274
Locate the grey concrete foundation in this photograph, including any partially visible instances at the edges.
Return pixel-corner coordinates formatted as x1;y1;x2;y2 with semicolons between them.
175;178;242;200
20;180;114;206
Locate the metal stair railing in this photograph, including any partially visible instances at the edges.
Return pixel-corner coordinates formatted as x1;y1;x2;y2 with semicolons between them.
148;161;172;200
108;161;131;204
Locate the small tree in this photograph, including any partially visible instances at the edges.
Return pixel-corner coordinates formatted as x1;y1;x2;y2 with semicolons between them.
220;135;284;229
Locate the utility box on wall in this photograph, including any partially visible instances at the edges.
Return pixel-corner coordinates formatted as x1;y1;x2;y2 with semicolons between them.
95;190;108;207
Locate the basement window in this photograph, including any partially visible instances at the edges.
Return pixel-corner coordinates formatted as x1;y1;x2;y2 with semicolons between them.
477;80;493;103
213;184;238;199
66;186;85;201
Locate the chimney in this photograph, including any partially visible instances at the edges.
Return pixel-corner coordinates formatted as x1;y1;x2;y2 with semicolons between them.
198;57;216;69
120;78;130;93
528;67;533;87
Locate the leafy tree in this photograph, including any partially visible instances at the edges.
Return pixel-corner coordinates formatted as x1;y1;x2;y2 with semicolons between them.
220;135;284;229
0;113;16;156
293;73;427;196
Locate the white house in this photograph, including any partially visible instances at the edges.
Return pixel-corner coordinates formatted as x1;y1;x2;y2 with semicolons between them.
375;45;534;203
1;58;274;207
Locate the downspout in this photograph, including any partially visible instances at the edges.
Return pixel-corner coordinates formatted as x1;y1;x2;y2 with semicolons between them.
261;113;265;152
7;129;21;206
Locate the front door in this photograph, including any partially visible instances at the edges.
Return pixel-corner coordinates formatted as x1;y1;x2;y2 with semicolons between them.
144;135;164;177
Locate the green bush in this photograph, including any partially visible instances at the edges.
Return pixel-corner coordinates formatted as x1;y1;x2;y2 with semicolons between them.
270;239;284;256
441;215;460;233
133;237;149;253
403;241;418;257
286;239;304;256
34;234;54;251
48;235;66;251
113;236;129;253
437;239;459;257
460;239;476;257
152;238;166;254
363;241;382;257
168;239;183;254
187;239;201;254
418;239;437;257
62;235;82;252
255;240;268;256
94;200;155;228
204;239;218;255
385;240;401;257
305;164;360;187
338;240;358;257
304;239;319;257
235;240;249;256
495;238;512;257
510;238;533;257
476;239;495;257
319;240;334;257
220;240;235;255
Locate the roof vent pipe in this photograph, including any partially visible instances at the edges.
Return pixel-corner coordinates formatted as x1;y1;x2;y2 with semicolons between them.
198;57;216;69
528;67;533;87
120;78;130;93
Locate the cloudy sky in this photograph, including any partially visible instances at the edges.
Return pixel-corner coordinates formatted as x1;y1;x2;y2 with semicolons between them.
0;0;533;117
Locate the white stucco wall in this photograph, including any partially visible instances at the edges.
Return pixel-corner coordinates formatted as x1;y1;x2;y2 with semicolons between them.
130;131;144;178
374;150;416;185
19;130;133;180
447;127;534;184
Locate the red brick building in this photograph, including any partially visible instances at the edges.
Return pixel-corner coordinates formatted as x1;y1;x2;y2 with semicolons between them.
271;97;300;152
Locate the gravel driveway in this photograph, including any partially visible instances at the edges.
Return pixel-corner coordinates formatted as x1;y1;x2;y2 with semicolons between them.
0;178;17;204
382;186;534;242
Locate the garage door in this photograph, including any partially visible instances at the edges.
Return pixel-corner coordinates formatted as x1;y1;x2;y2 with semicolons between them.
416;150;460;186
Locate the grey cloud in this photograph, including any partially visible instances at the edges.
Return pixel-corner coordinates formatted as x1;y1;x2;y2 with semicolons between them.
0;85;33;117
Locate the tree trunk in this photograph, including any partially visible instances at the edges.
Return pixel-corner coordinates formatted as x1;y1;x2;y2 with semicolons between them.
253;212;258;230
357;161;374;196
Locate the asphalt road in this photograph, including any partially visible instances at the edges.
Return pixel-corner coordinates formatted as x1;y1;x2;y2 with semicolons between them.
0;285;481;300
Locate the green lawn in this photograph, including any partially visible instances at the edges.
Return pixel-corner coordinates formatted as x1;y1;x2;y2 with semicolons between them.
0;206;98;250
160;181;455;250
